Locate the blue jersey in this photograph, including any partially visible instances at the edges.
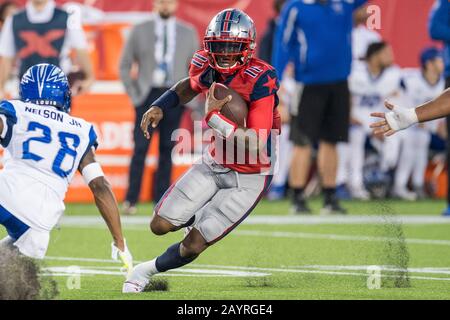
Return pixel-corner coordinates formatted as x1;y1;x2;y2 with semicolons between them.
272;0;367;84
429;0;450;78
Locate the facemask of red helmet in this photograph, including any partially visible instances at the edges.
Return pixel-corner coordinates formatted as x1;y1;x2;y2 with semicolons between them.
204;39;254;74
204;9;256;74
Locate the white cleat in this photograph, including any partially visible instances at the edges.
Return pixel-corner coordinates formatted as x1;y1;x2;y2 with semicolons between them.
122;259;157;293
350;188;371;201
392;188;417;201
122;280;147;293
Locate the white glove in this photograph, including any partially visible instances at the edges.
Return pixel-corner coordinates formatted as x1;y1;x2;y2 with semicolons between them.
111;239;133;276
385;104;419;132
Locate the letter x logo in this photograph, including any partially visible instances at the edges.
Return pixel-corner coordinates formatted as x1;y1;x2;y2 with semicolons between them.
18;30;65;59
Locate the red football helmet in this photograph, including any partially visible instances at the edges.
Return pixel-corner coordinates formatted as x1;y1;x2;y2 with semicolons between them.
203;9;257;74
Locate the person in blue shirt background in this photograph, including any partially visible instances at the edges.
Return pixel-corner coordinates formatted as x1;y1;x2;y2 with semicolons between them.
258;0;286;64
272;0;367;215
429;0;450;216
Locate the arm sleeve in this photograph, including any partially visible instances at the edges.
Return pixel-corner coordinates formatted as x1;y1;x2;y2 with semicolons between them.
0;17;16;57
271;2;299;80
429;0;450;41
0;101;17;147
80;124;99;163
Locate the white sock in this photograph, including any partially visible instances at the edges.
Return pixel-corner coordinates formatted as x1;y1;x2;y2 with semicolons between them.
336;142;350;186
128;258;159;283
394;134;414;190
272;124;293;186
349;127;366;189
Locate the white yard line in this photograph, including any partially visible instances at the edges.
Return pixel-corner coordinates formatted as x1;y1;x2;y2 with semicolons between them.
51;227;450;246
46;256;123;264
59;215;450;227
285;265;450;275
53;216;450;247
42;266;269;278
233;230;450;246
188;264;450;282
43;256;450;282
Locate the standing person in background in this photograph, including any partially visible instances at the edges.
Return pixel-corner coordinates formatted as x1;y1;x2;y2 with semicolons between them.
393;48;445;200
351;3;381;61
0;1;17;30
336;3;381;199
120;0;199;214
273;0;367;215
258;0;286;64
267;64;295;200
345;42;401;200
0;0;94;99
0;1;18;99
429;0;450;215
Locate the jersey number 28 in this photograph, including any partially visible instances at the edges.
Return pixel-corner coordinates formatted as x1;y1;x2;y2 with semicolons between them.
22;121;80;178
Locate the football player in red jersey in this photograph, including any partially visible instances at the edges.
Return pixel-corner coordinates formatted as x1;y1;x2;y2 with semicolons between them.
123;9;280;292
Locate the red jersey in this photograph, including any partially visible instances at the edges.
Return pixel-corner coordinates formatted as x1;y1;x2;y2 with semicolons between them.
189;50;281;174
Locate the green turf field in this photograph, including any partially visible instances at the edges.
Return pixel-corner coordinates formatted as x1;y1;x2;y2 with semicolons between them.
2;198;450;300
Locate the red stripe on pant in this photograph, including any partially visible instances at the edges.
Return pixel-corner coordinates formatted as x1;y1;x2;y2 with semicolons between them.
208;175;272;245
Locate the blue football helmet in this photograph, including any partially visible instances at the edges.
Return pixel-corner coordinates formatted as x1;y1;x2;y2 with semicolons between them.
19;63;72;113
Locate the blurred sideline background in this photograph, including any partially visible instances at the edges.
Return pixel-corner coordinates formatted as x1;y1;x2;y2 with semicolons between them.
0;0;443;203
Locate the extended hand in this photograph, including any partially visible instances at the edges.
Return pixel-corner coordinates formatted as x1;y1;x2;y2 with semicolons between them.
140;106;163;139
205;82;232;115
370;101;419;136
112;239;133;277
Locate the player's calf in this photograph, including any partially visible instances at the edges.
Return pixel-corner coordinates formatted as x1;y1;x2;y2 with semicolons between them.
180;227;209;257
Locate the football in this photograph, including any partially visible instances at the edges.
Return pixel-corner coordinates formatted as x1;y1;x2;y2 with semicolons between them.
213;83;248;127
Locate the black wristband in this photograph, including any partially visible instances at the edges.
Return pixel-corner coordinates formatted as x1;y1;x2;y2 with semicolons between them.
151;90;180;112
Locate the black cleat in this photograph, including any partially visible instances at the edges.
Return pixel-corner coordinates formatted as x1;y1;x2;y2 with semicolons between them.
320;200;347;215
290;198;312;215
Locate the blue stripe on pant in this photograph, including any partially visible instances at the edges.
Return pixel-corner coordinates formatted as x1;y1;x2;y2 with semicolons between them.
0;204;30;240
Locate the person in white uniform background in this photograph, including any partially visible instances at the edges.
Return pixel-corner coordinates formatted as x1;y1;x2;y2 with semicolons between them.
0;0;94;99
393;47;445;200
352;4;382;61
339;41;402;200
336;4;381;199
